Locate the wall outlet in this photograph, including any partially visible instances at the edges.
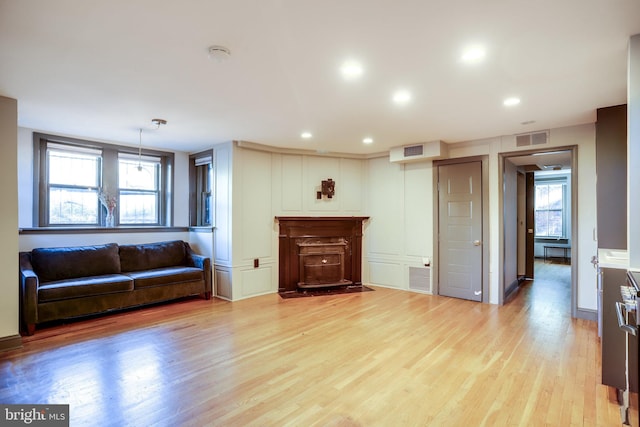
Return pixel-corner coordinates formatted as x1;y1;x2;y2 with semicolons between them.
422;257;430;267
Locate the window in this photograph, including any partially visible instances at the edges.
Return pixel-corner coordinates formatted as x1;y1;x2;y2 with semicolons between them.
34;133;174;227
189;150;214;227
118;153;161;224
534;181;566;237
47;144;101;225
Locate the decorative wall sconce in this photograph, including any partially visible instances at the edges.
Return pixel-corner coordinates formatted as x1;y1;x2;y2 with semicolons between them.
317;178;335;199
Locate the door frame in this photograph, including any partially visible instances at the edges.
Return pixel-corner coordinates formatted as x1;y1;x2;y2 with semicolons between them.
433;155;490;302
499;145;578;317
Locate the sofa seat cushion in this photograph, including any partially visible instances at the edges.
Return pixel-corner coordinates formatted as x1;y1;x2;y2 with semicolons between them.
127;267;204;289
119;240;188;272
31;243;122;283
38;274;134;302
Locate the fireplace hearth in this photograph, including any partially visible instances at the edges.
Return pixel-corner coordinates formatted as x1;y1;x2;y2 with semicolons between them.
276;217;369;293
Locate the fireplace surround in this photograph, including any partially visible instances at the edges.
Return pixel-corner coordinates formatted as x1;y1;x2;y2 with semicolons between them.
276;217;369;293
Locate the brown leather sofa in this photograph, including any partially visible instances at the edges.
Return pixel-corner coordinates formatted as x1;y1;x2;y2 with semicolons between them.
19;240;212;335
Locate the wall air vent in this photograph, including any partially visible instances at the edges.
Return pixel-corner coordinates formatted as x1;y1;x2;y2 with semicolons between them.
516;130;549;147
409;267;430;293
404;144;424;157
390;140;449;163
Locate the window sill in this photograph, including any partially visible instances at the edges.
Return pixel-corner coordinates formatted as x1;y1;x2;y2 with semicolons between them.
189;226;215;233
19;226;189;235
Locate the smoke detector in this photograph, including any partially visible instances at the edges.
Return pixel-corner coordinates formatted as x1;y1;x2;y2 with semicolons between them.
208;45;231;62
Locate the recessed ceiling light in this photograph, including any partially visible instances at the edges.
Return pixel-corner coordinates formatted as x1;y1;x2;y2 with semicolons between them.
301;131;312;139
392;90;412;104
363;137;373;144
503;97;521;107
461;46;486;63
340;60;363;79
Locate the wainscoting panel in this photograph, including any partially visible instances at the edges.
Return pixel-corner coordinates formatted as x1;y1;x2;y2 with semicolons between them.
404;162;433;258
240;149;273;260
214;143;232;265
340;158;364;212
215;267;232;300
368;261;402;288
366;158;404;256
306;156;341;212
240;266;274;298
281;155;303;212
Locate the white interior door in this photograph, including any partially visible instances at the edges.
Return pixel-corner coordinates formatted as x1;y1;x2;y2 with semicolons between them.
438;161;483;301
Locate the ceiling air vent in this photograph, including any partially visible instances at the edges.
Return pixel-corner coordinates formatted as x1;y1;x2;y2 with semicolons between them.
404;144;424;157
516;130;549;147
390;141;449;163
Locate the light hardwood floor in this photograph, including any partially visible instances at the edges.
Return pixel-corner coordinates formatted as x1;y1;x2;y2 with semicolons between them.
0;263;636;426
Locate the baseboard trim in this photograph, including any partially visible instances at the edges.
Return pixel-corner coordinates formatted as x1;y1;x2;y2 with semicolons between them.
0;334;22;352
575;307;597;322
504;278;520;301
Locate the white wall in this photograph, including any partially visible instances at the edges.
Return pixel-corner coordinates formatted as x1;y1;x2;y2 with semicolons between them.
365;157;433;291
0;96;19;341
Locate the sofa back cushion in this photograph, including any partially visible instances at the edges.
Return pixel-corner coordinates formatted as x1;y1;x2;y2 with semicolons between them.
119;240;187;272
31;243;122;283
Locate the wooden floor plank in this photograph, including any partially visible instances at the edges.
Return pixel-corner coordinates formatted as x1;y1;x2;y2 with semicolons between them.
0;261;636;426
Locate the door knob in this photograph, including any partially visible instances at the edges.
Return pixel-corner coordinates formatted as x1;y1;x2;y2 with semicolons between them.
473;240;482;246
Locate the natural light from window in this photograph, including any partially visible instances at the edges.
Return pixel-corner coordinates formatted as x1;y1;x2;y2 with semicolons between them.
48;148;100;225
535;182;565;237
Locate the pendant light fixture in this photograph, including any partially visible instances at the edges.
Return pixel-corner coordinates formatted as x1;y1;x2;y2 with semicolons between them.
137;128;143;171
137;118;167;171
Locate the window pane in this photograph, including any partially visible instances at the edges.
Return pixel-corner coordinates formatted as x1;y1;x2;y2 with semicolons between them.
195;163;213;226
49;188;98;224
548;184;563;209
534;181;565;237
119;192;157;224
535;185;549;210
535;210;549;237
547;210;563;236
49;149;99;186
119;159;158;190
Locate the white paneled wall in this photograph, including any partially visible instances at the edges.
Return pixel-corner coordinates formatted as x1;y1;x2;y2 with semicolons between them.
217;144;369;300
365;157;434;293
214;142;232;266
280;155;303;212
214;122;598;312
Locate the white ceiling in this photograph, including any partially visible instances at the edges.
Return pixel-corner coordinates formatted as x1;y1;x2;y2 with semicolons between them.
1;0;639;155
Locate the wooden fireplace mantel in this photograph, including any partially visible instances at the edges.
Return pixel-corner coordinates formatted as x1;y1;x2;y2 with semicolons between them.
275;216;369;293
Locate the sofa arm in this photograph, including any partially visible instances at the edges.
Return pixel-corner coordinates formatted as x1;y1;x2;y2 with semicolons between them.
19;252;39;335
184;244;212;298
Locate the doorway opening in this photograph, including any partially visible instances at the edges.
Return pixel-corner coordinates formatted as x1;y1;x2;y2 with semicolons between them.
500;147;577;317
